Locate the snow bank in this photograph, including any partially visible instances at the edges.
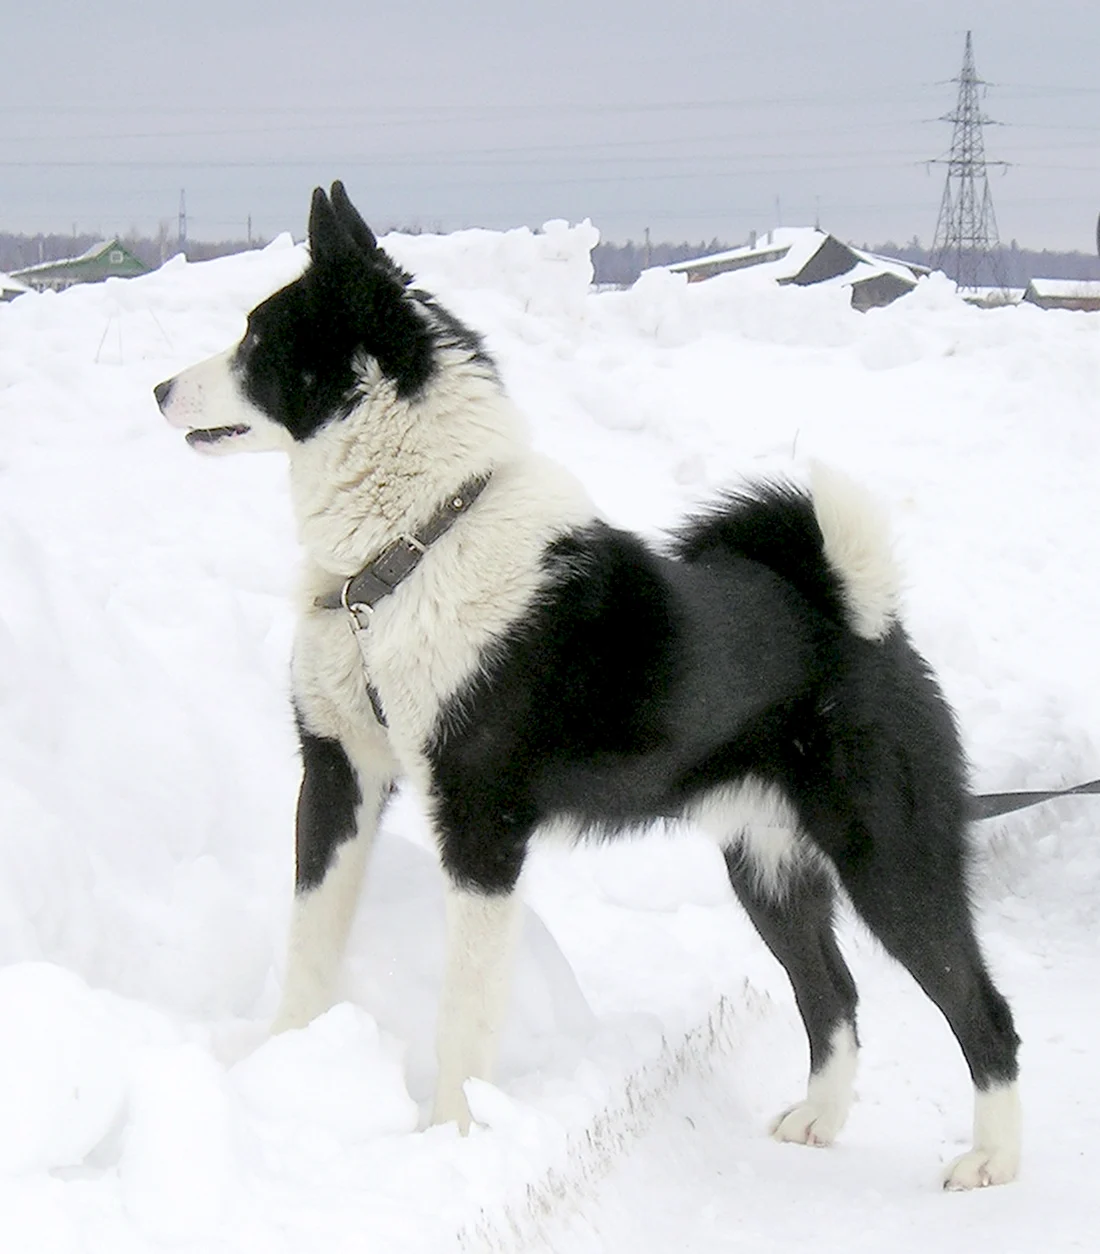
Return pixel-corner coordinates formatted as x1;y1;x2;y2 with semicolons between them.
386;218;599;322
0;964;128;1174
0;216;1098;1250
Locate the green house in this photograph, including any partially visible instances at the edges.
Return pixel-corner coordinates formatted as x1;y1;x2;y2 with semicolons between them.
12;239;149;292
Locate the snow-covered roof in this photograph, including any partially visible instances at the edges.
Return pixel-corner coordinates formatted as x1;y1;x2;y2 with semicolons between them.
13;239;123;276
0;270;29;294
655;228;922;308
665;228;826;281
845;245;926;283
1026;278;1100;299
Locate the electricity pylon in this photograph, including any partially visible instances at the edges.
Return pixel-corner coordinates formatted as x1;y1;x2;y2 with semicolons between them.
929;32;1008;291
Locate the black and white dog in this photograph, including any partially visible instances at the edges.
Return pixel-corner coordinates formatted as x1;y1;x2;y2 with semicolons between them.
155;183;1020;1189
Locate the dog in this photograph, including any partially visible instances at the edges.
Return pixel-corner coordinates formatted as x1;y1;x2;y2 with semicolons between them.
154;182;1020;1189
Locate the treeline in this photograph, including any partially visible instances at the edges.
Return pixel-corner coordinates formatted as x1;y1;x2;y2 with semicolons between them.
874;239;1100;289
5;229;1098;290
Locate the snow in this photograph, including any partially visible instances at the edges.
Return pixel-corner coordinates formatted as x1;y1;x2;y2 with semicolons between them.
1;217;1099;1251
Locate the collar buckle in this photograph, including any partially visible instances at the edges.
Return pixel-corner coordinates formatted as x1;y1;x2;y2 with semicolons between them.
318;473;491;627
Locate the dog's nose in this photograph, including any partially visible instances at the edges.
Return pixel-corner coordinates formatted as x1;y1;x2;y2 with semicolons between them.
154;378;175;409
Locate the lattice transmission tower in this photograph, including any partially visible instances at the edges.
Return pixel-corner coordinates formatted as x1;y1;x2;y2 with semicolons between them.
929;31;1008;290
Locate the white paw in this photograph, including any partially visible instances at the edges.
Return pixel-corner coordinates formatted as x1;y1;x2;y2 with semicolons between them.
270;1010;305;1035
271;974;335;1035
943;1146;1020;1190
431;1087;473;1135
270;997;325;1035
771;1100;847;1147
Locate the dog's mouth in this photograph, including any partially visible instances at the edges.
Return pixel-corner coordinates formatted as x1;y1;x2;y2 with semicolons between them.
184;424;251;448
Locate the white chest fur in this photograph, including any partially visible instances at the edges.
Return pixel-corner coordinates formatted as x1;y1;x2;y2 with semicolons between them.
292;451;596;781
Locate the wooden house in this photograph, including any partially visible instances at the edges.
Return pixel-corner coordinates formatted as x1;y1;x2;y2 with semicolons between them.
12;239;149;293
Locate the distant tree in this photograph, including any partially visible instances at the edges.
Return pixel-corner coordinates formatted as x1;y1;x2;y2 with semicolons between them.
3;227;1098;290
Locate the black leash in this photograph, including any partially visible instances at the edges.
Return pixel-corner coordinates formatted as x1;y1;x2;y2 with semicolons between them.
968;777;1100;821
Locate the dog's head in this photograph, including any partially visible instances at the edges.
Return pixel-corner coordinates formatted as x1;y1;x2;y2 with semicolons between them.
154;182;490;456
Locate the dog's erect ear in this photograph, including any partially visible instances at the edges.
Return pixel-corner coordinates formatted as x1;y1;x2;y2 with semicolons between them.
308;186;353;263
330;181;379;256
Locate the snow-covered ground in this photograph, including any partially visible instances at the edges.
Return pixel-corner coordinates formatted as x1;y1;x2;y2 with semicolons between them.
0;222;1097;1252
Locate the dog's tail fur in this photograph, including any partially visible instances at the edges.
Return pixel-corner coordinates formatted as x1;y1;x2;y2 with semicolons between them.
671;462;899;642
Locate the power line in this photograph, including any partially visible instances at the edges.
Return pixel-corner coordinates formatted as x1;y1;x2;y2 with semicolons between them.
0;86;940;121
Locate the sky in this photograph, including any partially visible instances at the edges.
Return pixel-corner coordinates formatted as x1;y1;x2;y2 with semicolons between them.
3;0;1099;250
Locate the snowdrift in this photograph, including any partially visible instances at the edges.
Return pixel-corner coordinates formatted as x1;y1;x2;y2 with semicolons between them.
0;221;1098;1251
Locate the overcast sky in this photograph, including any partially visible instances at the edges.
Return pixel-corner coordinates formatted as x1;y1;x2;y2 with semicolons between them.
3;1;1099;250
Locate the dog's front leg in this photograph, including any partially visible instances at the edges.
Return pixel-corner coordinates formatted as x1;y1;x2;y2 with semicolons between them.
272;722;397;1033
431;883;522;1131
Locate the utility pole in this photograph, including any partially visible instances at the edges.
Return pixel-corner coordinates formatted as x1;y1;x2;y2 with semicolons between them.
929;31;1008;290
643;225;651;269
178;189;187;254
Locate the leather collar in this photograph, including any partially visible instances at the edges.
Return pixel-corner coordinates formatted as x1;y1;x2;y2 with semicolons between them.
314;472;491;628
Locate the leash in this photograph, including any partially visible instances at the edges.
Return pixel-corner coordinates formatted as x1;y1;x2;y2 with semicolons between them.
968;777;1100;821
314;472;492;726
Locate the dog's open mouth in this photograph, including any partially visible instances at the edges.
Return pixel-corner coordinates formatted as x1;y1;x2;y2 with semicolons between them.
185;424;251;448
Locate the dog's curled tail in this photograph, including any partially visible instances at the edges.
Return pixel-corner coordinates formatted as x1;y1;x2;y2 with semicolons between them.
808;462;899;640
672;462;899;642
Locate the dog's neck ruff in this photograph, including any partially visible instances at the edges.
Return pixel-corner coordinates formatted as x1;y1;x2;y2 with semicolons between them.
315;473;491;627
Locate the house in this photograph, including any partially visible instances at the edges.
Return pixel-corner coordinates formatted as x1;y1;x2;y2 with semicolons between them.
660;228;927;311
12;239;149;293
0;271;29;302
1021;278;1100;312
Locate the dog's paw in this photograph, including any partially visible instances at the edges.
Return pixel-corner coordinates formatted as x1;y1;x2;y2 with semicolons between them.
771;1100;847;1147
270;1000;321;1035
430;1089;473;1135
269;1010;306;1035
943;1146;1020;1190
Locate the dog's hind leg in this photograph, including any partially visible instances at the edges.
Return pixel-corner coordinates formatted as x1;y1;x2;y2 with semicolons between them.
272;724;397;1033
831;829;1021;1189
723;848;860;1147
